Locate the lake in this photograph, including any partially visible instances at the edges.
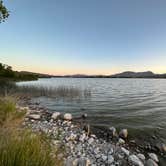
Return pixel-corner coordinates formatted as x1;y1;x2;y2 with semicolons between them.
17;78;166;142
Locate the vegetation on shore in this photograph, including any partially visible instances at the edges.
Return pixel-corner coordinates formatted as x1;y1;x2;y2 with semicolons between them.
0;97;63;166
16;85;91;98
0;63;38;81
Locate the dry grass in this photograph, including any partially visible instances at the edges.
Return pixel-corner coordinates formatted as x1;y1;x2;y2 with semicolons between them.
0;97;64;166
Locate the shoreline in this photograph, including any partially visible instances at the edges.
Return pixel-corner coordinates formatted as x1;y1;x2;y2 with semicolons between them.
18;99;166;166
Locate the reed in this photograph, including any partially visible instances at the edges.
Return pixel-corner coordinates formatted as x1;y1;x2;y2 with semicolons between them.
16;85;91;98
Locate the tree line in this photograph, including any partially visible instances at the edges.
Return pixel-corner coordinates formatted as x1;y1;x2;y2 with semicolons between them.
0;63;38;81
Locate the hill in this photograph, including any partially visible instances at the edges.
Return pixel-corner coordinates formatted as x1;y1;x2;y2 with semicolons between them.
109;71;166;78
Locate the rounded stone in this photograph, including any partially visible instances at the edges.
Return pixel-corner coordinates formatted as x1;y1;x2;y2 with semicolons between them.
28;114;41;120
148;153;159;163
128;155;144;166
119;129;128;139
137;153;145;162
63;113;72;120
118;138;125;144
51;112;61;120
121;147;130;156
109;127;117;137
146;159;158;166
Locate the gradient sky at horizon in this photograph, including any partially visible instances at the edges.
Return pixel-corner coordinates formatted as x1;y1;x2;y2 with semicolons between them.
0;0;166;75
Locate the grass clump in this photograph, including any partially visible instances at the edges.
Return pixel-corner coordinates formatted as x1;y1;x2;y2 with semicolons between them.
0;97;63;166
0;129;60;166
0;97;17;125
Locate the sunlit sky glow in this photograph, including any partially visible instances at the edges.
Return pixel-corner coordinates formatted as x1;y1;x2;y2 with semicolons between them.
1;0;166;75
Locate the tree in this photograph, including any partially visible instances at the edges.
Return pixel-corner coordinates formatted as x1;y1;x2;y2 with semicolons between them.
0;0;9;23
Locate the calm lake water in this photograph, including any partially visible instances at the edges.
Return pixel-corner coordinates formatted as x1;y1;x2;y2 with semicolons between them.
17;78;166;142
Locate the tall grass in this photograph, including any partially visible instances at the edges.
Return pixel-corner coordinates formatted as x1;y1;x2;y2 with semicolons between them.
0;80;91;99
0;80;16;96
0;97;17;125
0;97;63;166
0;129;60;166
16;85;91;99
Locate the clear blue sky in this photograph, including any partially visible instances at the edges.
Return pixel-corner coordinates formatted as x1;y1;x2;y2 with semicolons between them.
1;0;166;75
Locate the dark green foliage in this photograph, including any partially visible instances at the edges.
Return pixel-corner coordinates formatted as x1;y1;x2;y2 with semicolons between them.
0;62;38;81
0;0;9;23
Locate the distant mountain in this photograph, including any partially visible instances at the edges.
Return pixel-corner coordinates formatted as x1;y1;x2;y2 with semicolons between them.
58;71;166;78
20;71;53;78
110;71;154;78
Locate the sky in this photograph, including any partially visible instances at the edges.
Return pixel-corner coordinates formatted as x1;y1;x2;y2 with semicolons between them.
0;0;166;75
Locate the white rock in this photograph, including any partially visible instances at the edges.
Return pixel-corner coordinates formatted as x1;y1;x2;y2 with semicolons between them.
108;155;114;164
118;138;125;144
119;129;128;139
146;159;158;166
79;133;86;142
137;153;145;162
121;147;130;156
64;113;72;120
109;127;117;136
108;148;114;154
148;153;159;163
128;155;144;166
90;134;96;138
88;138;94;144
94;147;100;154
28;114;41;120
101;155;107;161
51;112;61;120
95;154;101;159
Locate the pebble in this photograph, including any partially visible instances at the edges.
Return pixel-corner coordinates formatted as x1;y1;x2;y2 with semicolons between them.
121;147;130;156
79;133;86;142
119;129;128;139
22;106;162;166
118;138;125;144
88;137;94;144
137;153;145;162
101;154;107;161
51;112;61;120
94;147;100;154
28;114;41;120
146;159;158;166
108;155;114;164
64;113;72;120
128;155;144;166
148;153;159;163
109;127;117;137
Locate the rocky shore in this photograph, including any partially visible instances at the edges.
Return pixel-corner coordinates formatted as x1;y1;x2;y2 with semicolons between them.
19;105;165;166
